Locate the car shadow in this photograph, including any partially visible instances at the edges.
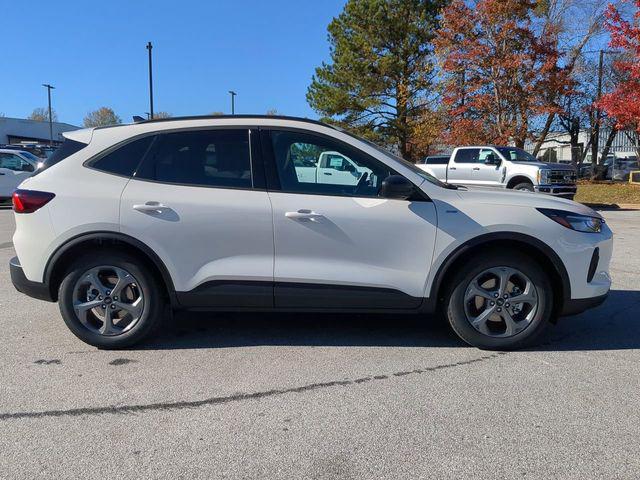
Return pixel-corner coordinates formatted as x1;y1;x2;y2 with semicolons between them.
135;289;640;351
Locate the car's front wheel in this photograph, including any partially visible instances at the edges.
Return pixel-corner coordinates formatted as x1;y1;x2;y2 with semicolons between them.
445;251;553;350
58;251;164;348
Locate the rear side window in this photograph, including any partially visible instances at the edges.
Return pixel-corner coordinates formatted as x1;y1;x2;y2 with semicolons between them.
91;136;155;177
425;156;449;164
453;149;480;163
135;129;252;189
37;139;87;173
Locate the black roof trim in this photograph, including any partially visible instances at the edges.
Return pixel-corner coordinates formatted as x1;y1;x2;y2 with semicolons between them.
127;114;337;130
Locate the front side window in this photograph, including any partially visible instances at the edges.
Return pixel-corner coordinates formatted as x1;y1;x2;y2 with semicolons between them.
136;129;252;189
269;130;394;197
0;153;27;171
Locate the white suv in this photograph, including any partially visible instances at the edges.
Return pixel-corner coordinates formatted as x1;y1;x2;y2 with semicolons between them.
9;116;612;350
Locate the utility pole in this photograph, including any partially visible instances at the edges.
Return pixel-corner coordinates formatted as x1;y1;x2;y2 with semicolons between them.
146;42;154;119
229;91;237;115
591;49;604;170
42;84;55;146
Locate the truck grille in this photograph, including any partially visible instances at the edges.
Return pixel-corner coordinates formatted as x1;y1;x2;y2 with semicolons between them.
548;170;577;185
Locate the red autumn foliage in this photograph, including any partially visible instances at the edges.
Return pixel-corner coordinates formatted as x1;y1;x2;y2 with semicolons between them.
435;0;572;147
599;0;640;133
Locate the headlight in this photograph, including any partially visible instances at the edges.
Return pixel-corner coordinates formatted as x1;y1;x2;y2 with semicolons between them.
537;170;550;184
537;208;603;233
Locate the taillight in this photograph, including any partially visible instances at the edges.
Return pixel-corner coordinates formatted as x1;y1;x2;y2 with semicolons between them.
12;189;55;214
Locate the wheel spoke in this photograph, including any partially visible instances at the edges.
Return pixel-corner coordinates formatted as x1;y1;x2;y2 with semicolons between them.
509;283;537;305
114;297;143;318
496;268;512;296
74;300;102;326
500;308;521;336
99;308;117;335
470;306;496;335
111;267;136;297
467;281;495;301
85;271;108;297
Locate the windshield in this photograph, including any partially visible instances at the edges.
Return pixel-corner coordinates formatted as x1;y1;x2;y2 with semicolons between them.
19;151;40;162
346;134;451;188
496;147;538;162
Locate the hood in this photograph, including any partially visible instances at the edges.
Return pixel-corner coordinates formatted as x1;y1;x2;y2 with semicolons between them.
512;161;576;171
454;187;598;216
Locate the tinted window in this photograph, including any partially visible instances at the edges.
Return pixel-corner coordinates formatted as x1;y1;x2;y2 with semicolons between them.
39;139;87;173
425;155;449;164
92;136;155;176
136;129;251;188
454;148;481;163
270;130;394;197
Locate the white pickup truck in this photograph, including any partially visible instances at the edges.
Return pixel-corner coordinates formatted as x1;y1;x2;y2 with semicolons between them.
294;151;372;186
417;146;577;199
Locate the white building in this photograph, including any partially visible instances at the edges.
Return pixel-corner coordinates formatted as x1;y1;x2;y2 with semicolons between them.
0;117;80;146
525;128;639;164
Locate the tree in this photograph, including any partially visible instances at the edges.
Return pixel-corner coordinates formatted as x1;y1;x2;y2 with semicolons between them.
29;107;57;122
83;107;122;127
152;111;172;119
210;111;224;116
307;0;446;161
599;0;640;158
265;108;280;116
435;0;571;148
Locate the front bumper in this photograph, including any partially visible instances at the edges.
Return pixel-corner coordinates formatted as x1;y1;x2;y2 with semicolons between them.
9;256;54;302
560;293;608;316
535;184;577;198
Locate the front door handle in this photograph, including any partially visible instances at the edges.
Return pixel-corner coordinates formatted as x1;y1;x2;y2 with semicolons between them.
285;209;324;221
449;167;457;170
133;201;170;214
323;172;332;175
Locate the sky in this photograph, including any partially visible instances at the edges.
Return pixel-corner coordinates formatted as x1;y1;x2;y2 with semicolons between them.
1;0;347;126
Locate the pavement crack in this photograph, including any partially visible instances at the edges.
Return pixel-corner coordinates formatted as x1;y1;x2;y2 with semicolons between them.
0;352;505;421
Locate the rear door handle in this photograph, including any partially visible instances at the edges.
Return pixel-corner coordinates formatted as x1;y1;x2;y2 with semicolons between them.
472;167;480;171
285;210;324;221
133;201;170;214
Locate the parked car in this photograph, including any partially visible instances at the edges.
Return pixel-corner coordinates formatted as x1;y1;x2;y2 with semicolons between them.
417;146;577;199
0;143;57;159
9;116;611;350
0;149;41;201
605;156;639;181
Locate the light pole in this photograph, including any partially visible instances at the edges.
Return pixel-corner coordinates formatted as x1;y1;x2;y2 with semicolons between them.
42;84;55;146
229;90;237;115
146;42;154;119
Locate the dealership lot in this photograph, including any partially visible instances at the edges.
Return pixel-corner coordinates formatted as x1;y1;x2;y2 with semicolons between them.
0;206;638;479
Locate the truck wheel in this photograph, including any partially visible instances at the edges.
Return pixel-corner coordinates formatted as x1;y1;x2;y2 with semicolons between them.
445;251;553;350
58;251;165;349
512;182;534;192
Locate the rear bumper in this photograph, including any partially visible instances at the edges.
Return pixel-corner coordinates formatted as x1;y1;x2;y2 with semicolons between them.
9;256;54;302
535;185;577;198
560;293;608;316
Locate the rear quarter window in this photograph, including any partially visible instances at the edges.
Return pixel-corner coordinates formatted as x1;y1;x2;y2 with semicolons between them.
89;136;156;177
36;139;88;174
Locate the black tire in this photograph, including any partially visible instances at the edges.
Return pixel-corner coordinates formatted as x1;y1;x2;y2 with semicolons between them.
512;182;534;192
58;250;165;349
445;251;553;350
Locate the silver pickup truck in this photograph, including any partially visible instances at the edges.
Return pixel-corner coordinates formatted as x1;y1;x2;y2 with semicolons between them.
417;146;577;199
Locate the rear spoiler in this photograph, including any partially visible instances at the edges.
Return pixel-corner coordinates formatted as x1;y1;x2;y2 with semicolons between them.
62;128;94;145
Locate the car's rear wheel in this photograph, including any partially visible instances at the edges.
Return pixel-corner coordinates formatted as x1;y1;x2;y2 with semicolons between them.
445;251;553;350
58;251;164;348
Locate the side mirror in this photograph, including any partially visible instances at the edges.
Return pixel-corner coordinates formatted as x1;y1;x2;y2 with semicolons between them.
23;163;35;173
484;154;500;166
380;175;414;200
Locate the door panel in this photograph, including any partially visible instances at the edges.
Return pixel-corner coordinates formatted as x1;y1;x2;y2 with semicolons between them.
448;148;480;185
269;192;437;307
474;149;503;186
119;128;274;304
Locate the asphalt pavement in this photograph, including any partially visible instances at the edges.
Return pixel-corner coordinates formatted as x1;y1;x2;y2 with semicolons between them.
0;205;638;479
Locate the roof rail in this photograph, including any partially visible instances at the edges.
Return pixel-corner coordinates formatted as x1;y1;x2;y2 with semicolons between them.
132;114;336;129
